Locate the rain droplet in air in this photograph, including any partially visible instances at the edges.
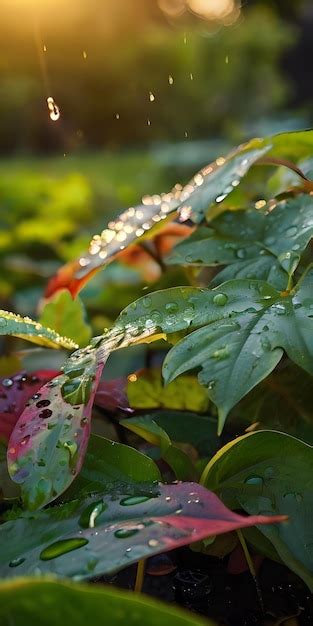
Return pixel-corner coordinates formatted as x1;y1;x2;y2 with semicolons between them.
168;75;174;85
82;50;87;60
47;96;60;122
149;91;155;102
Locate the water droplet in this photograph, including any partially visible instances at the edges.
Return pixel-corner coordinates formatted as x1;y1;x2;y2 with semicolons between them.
39;409;53;419
244;475;263;486
47;96;60;122
9;557;25;568
36;399;51;409
2;378;13;388
285;226;297;237
213;293;228;306
271;303;286;316
165;302;179;313
114;528;140;539
211;347;229;360
120;495;152;506
236;249;246;259
148;539;159;547
63;441;78;459
142;296;152;308
79;500;106;528
261;337;271;351
40;538;88;560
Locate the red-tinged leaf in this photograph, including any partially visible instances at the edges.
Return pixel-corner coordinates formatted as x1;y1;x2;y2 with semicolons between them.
7;327;155;509
94;379;132;414
0;482;287;580
0;371;59;443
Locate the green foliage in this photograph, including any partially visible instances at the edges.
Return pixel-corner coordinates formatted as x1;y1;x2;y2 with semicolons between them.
201;431;313;590
0;309;77;350
39;290;91;348
0;578;212;626
4;127;313;603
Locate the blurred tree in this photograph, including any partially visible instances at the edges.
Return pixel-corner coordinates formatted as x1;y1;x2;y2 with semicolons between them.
0;1;296;152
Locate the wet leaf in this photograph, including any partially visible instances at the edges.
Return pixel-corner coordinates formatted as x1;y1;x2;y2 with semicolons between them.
44;140;270;298
0;577;213;626
65;433;160;497
201;430;313;590
39;290;91;348
167;195;313;289
7;327;160;508
0;370;58;443
0;310;77;350
0;482;285;580
162;266;313;433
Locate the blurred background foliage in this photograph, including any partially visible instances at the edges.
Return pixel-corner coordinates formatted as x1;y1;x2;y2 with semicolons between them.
0;0;313;331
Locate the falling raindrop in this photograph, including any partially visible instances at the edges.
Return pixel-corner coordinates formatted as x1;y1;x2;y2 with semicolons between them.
82;50;87;60
47;96;60;122
168;75;174;85
149;91;155;102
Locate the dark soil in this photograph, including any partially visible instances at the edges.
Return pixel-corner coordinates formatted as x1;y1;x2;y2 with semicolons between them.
95;547;313;625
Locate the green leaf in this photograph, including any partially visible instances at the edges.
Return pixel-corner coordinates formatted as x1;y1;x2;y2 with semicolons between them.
0;578;213;626
0;482;285;580
66;433;161;497
145;410;219;458
0;309;78;350
167;195;313;289
39;290;91;348
201;430;313;590
176;139;270;223
268;128;313;161
127;370;210;412
162;267;313;433
120;416;197;481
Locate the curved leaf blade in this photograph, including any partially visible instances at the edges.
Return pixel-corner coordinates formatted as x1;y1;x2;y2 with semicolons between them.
0;310;77;350
201;430;313;590
0;578;213;626
0;482;285;580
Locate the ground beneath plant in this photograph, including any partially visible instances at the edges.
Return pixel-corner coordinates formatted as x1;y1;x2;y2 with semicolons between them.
95;548;313;626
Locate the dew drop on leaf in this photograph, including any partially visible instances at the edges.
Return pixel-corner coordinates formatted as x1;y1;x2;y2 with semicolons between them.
244;475;264;486
40;538;88;560
213;293;228;306
114;528;140;539
120;495;152;506
9;557;25;568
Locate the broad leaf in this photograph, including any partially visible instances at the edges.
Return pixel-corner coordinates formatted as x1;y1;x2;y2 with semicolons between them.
7;327;162;508
201;430;313;590
39;290;91;347
0;310;77;350
175;140;270;223
167;195;313;289
129;410;219;459
127;370;210;412
121;416;197;481
66;433;161;497
0;578;213;626
162;267;313;433
0;482;285;580
44;140;270;298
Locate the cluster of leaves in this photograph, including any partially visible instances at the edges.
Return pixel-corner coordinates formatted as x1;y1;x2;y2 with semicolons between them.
2;128;313;622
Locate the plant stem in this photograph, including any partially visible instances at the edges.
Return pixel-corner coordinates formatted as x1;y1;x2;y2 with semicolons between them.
134;559;146;593
236;529;264;614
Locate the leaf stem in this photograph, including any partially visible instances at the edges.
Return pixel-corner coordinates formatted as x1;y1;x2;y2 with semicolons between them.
236;529;264;614
134;558;146;593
